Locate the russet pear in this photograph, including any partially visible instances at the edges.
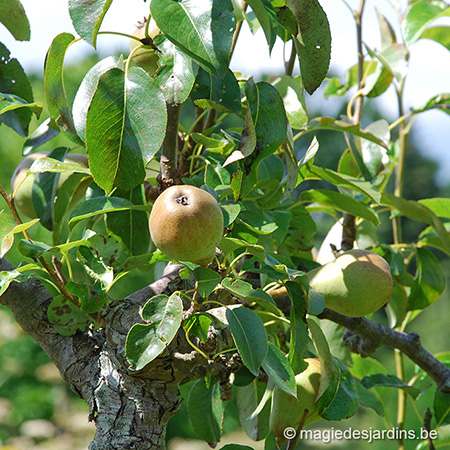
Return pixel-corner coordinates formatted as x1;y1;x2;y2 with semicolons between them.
308;249;393;317
269;357;322;445
149;185;224;266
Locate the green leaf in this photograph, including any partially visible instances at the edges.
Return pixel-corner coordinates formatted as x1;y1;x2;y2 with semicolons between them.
226;306;268;376
307;317;333;401
66;281;107;314
28;156;90;175
308;116;389;149
85;67;167;192
0;211;39;258
271;75;307;130
262;342;296;397
284;280;308;374
247;0;278;52
221;203;241;227
321;358;358;421
47;294;90;336
191;67;242;114
88;69;165;191
419;197;450;218
382;192;450;255
403;0;450;47
286;0;331;94
434;389;450;426
106;185;150;256
301;189;380;225
183;313;212;344
44;33;81;142
408;247;445;311
155;36;199;104
376;8;396;50
69;196;146;226
361;373;421;399
18;239;52;259
355;379;385;416
72;56;124;142
126;293;183;370
413;93;450;116
421;26;450;51
304;165;382;204
238;210;279;234
0;93;41;116
0;264;46;296
0;0;30;41
68;0;113;47
0;43;34;136
193;266;221;298
151;0;235;78
236;379;271;441
31;147;68;231
23;118;60;155
188;379;223;443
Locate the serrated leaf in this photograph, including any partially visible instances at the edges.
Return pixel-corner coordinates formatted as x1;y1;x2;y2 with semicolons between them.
0;0;30;41
226;306;268;376
69;0;113;47
286;0;331;94
187;379;223;443
262;342;296;397
47;294;90;336
73;56;124;141
151;0;235;78
85;67;167;192
126;293;183;370
44;33;81;142
193;266;221;298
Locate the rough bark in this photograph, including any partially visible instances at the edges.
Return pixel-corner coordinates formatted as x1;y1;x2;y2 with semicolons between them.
0;259;201;449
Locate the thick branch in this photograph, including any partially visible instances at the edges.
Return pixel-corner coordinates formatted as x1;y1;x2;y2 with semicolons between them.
318;308;450;393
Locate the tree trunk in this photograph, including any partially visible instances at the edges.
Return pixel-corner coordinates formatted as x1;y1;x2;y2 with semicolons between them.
0;259;191;449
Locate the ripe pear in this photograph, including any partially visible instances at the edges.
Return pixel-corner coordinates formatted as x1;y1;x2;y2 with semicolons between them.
129;17;161;75
308;249;393;317
270;358;322;445
149;185;224;266
11;152;89;219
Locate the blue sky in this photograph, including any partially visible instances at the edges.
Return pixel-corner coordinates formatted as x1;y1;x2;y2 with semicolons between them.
1;0;450;185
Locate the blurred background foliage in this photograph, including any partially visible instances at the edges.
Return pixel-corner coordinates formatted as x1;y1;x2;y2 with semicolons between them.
0;53;449;450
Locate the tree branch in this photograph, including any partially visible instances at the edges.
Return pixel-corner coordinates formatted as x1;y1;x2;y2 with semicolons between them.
318;308;450;393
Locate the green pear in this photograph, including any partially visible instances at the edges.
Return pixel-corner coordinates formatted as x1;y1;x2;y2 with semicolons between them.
129;17;161;75
308;249;393;317
149;185;224;266
11;152;89;219
270;358;322;446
